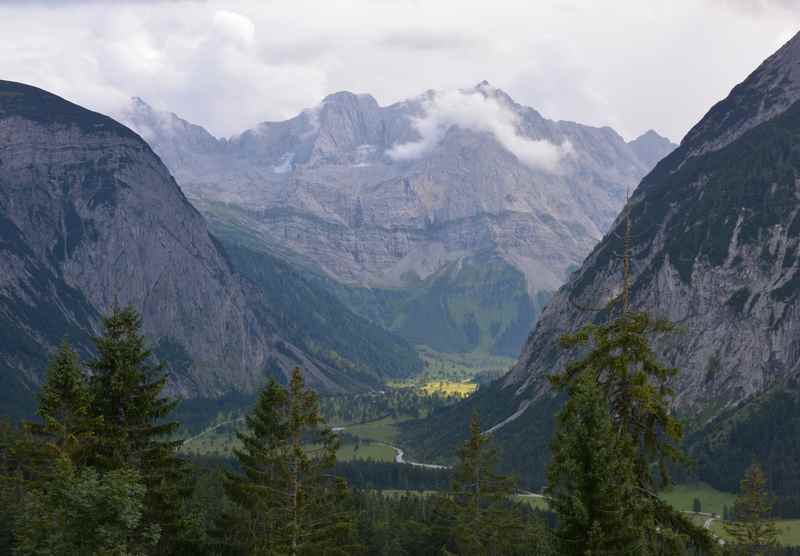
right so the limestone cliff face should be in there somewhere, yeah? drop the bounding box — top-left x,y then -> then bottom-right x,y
0,81 -> 375,413
508,31 -> 800,417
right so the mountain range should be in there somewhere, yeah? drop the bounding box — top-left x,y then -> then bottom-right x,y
120,82 -> 675,357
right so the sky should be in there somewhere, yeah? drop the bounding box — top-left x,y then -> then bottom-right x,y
1,0 -> 799,142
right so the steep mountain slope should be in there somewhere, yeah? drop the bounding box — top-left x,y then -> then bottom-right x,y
0,81 -> 420,419
403,31 -> 800,486
122,84 -> 674,356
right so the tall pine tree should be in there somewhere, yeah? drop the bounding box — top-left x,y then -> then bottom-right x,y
219,367 -> 360,555
549,201 -> 716,555
546,376 -> 643,554
31,342 -> 97,464
86,306 -> 188,554
446,413 -> 552,556
724,463 -> 780,554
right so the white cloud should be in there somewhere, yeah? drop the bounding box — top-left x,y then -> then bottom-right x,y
212,10 -> 255,46
0,1 -> 799,140
387,88 -> 571,172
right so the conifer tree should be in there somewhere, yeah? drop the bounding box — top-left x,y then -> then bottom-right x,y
219,367 -> 360,555
86,306 -> 188,554
546,376 -> 642,555
551,311 -> 683,493
549,201 -> 716,555
31,342 -> 97,464
446,413 -> 552,556
724,463 -> 780,554
13,460 -> 159,556
0,420 -> 25,554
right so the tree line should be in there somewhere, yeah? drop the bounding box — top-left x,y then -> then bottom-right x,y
0,303 -> 792,555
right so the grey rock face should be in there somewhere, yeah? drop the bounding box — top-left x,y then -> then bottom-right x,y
123,84 -> 675,326
0,81 -> 356,404
507,31 -> 800,419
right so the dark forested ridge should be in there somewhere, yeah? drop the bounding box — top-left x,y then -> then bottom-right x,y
688,377 -> 800,518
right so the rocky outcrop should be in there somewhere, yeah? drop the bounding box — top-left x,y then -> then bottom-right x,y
0,81 -> 407,417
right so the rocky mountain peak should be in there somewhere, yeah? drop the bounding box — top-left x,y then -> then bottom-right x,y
119,95 -> 222,172
0,80 -> 137,141
627,129 -> 676,169
299,92 -> 383,162
322,90 -> 377,106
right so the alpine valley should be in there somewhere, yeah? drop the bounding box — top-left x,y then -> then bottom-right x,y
0,77 -> 675,420
7,4 -> 800,555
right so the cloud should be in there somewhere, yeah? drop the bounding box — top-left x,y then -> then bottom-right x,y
387,88 -> 572,173
709,0 -> 800,15
212,10 -> 255,46
1,0 -> 799,140
2,0 -> 201,3
377,29 -> 484,51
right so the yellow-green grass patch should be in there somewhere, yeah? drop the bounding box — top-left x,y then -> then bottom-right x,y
419,381 -> 478,397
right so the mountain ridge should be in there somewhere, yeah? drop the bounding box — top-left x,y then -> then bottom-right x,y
122,85 -> 676,356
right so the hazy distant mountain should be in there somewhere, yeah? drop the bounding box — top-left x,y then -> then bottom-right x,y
123,83 -> 675,356
0,81 -> 421,418
627,129 -> 677,169
404,31 -> 800,488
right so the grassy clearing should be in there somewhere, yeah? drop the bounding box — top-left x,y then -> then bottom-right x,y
181,415 -> 409,458
336,442 -> 396,462
659,483 -> 736,516
182,433 -> 396,463
710,519 -> 800,546
419,381 -> 477,397
345,416 -> 408,444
